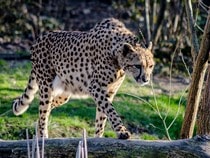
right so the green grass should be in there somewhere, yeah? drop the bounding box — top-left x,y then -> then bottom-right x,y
0,59 -> 186,140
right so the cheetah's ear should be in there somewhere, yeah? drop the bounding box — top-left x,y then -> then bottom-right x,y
148,42 -> 153,51
122,43 -> 134,57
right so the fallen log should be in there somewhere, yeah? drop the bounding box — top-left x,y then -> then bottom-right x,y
0,135 -> 210,158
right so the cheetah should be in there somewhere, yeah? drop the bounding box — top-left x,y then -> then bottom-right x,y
12,18 -> 154,139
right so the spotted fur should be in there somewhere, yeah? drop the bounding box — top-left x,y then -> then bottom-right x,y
12,18 -> 154,139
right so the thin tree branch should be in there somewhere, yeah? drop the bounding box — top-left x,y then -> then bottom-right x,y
184,0 -> 200,63
145,0 -> 151,45
152,0 -> 167,45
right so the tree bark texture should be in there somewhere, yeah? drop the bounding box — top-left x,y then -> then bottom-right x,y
180,10 -> 210,139
197,65 -> 210,135
1,136 -> 210,158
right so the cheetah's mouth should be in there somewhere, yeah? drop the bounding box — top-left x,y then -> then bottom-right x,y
134,68 -> 149,85
134,68 -> 142,83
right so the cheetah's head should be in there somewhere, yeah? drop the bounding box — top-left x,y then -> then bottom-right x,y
117,42 -> 154,85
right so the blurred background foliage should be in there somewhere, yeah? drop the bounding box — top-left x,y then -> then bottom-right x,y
0,0 -> 209,75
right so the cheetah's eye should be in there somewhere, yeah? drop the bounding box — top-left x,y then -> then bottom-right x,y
134,65 -> 141,69
149,65 -> 154,68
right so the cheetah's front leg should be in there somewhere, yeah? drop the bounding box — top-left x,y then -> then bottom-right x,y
95,110 -> 107,137
89,83 -> 131,139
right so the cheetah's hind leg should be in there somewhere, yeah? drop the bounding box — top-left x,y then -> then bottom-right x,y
37,75 -> 71,137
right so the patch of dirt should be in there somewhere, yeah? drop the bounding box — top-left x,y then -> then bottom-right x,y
153,75 -> 190,94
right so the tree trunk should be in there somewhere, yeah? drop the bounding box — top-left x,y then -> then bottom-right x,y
1,136 -> 210,158
180,9 -> 210,139
197,64 -> 210,135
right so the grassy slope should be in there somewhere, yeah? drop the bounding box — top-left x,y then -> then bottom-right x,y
0,60 -> 186,140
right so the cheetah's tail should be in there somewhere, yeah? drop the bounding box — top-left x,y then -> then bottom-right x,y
12,71 -> 38,116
